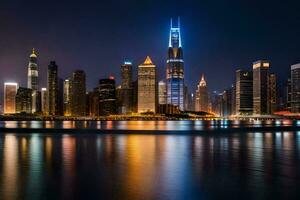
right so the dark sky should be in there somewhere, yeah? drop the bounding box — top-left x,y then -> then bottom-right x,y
1,0 -> 300,101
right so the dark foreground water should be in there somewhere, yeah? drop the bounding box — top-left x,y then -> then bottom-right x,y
0,122 -> 300,199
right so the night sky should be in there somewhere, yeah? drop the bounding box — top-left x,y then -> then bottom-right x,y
1,0 -> 300,102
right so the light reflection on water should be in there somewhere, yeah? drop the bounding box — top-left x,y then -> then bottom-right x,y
0,120 -> 299,131
0,131 -> 299,199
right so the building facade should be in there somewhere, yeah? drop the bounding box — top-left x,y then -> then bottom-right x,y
236,70 -> 253,115
70,70 -> 86,116
158,80 -> 167,105
99,77 -> 117,116
119,61 -> 134,114
47,61 -> 59,115
291,63 -> 300,113
41,88 -> 48,115
166,18 -> 184,111
269,73 -> 277,114
4,82 -> 18,114
27,49 -> 39,113
138,56 -> 157,113
63,79 -> 71,116
253,60 -> 270,115
16,87 -> 32,114
195,74 -> 209,112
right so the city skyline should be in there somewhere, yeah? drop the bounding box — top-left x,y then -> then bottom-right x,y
1,1 -> 300,100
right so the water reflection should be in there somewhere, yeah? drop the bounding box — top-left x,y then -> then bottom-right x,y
0,120 -> 298,131
0,132 -> 299,199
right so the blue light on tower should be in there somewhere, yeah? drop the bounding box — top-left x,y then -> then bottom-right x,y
166,17 -> 184,111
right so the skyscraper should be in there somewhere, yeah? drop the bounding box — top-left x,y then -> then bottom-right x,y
138,56 -> 157,113
63,79 -> 71,116
269,73 -> 277,114
253,60 -> 270,115
166,17 -> 184,111
4,82 -> 18,114
27,49 -> 39,113
41,88 -> 48,115
285,78 -> 292,111
27,48 -> 39,90
70,70 -> 86,116
222,88 -> 234,117
121,61 -> 133,89
99,77 -> 117,116
158,80 -> 167,105
236,70 -> 253,115
119,61 -> 134,113
195,74 -> 209,112
16,87 -> 32,114
87,89 -> 99,117
47,61 -> 59,115
291,63 -> 300,113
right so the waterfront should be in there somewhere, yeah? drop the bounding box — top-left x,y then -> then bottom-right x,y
0,121 -> 300,199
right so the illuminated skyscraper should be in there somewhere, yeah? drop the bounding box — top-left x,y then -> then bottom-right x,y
291,63 -> 300,113
41,88 -> 48,115
99,77 -> 117,115
166,17 -> 184,111
195,74 -> 209,112
119,61 -> 134,113
63,79 -> 71,116
158,80 -> 167,105
236,70 -> 253,115
27,49 -> 39,113
138,56 -> 157,113
27,48 -> 39,90
4,82 -> 18,114
253,60 -> 270,115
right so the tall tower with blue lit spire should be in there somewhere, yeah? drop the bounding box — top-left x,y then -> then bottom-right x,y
166,17 -> 184,110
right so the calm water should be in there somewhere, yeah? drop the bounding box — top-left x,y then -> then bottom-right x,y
0,122 -> 300,199
0,119 -> 299,130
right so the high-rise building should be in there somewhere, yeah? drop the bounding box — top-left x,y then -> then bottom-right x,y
121,61 -> 133,89
57,78 -> 64,116
195,74 -> 209,112
158,80 -> 167,105
41,88 -> 48,115
4,82 -> 18,114
27,48 -> 39,90
87,89 -> 99,117
27,49 -> 39,113
269,73 -> 277,114
63,79 -> 71,116
222,88 -> 233,117
285,78 -> 292,111
99,77 -> 117,116
132,80 -> 138,113
70,70 -> 86,116
119,61 -> 134,114
236,70 -> 253,115
166,18 -> 184,111
253,60 -> 270,115
16,87 -> 32,114
211,92 -> 223,116
291,63 -> 300,113
47,61 -> 59,115
138,56 -> 157,113
231,84 -> 236,115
